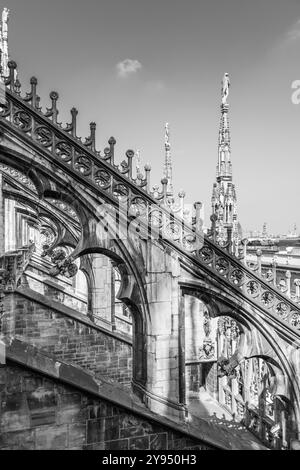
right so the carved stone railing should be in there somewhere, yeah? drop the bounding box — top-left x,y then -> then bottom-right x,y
0,61 -> 300,333
195,242 -> 300,330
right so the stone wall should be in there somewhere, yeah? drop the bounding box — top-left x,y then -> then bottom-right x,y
0,363 -> 214,450
185,362 -> 218,400
2,292 -> 132,386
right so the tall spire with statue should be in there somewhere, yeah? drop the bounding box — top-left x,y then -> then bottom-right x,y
0,7 -> 10,77
211,73 -> 238,247
163,122 -> 174,198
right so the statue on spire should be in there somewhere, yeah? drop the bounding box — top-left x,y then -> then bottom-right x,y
221,73 -> 230,105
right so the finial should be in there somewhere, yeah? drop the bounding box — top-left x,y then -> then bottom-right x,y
45,91 -> 59,124
7,60 -> 16,89
103,137 -> 116,164
126,149 -> 134,179
65,107 -> 78,137
30,76 -> 38,108
108,136 -> 116,146
86,122 -> 96,151
144,163 -> 151,191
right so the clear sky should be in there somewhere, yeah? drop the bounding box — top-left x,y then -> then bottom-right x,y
3,0 -> 300,234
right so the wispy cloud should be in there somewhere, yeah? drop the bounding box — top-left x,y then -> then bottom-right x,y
116,59 -> 142,78
286,18 -> 300,42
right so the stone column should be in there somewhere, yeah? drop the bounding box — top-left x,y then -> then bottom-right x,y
143,241 -> 185,419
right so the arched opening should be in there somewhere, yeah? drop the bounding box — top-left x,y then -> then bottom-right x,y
69,247 -> 147,390
182,289 -> 291,449
184,293 -> 221,417
113,266 -> 133,336
218,321 -> 290,450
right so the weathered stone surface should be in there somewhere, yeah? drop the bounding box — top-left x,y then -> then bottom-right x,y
0,363 -> 216,450
2,292 -> 132,386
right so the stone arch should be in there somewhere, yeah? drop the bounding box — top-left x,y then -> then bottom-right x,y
72,245 -> 147,389
42,189 -> 150,390
180,283 -> 300,444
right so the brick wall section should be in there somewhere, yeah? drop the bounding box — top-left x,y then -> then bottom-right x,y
0,364 -> 214,450
2,293 -> 132,386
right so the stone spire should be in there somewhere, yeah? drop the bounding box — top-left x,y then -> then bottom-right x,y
211,73 -> 238,246
0,8 -> 10,77
163,122 -> 173,198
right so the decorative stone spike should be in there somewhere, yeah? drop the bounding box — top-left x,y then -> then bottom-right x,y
89,122 -> 96,152
108,137 -> 116,163
126,150 -> 134,179
144,163 -> 151,192
30,76 -> 38,108
66,107 -> 78,137
7,60 -> 16,90
46,91 -> 59,124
